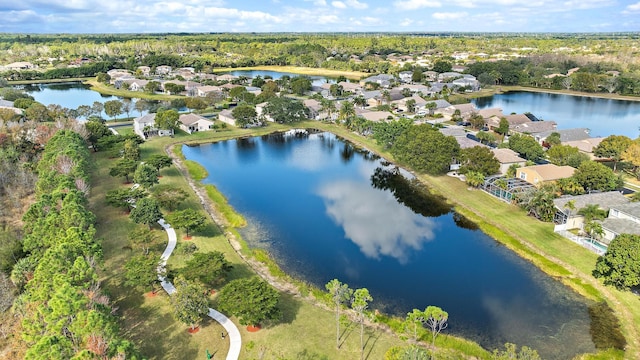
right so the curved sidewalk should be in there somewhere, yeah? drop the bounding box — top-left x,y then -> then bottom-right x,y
157,218 -> 242,360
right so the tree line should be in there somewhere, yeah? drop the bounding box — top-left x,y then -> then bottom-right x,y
8,130 -> 140,359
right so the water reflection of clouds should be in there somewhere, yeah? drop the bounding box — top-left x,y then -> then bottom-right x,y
317,179 -> 437,264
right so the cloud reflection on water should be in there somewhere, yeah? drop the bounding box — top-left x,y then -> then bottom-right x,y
317,179 -> 437,264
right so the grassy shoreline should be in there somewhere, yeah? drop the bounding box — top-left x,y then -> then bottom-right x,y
84,78 -> 181,100
488,85 -> 640,102
8,77 -> 93,85
211,65 -> 368,80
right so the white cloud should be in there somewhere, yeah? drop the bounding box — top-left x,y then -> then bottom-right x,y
345,0 -> 368,9
623,1 -> 640,13
400,18 -> 413,26
332,1 -> 347,8
199,7 -> 283,23
317,179 -> 437,264
318,14 -> 340,23
393,0 -> 442,10
432,11 -> 468,20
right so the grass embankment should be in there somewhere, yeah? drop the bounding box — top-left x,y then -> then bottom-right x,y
212,65 -> 368,80
493,85 -> 640,102
8,77 -> 93,85
94,126 -> 465,360
84,78 -> 181,100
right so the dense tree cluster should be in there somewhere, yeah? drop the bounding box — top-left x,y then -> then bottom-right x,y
391,124 -> 460,175
12,130 -> 139,359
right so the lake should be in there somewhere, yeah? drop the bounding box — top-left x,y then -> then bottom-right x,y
472,91 -> 640,138
182,130 -> 595,359
17,82 -> 146,119
221,70 -> 336,87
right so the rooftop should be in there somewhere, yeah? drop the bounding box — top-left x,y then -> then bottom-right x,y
553,191 -> 629,213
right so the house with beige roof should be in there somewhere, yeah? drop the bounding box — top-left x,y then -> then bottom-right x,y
356,109 -> 394,122
564,137 -> 605,159
218,109 -> 236,126
516,164 -> 576,185
491,148 -> 527,175
195,85 -> 223,98
179,113 -> 214,134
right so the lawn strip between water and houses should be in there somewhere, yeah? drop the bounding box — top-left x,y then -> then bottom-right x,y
93,124 -> 482,359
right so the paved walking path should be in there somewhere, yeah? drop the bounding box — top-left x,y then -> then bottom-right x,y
156,217 -> 242,359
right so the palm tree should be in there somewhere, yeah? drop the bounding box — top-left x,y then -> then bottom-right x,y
353,95 -> 366,109
320,98 -> 336,121
339,101 -> 356,123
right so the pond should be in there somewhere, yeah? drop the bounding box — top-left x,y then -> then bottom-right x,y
221,70 -> 336,87
472,91 -> 640,138
17,82 -> 146,119
182,130 -> 595,359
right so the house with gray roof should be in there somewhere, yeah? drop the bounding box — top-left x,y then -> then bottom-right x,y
133,113 -> 173,139
359,74 -> 396,87
600,203 -> 640,244
511,120 -> 557,135
535,128 -> 591,144
552,191 -> 629,231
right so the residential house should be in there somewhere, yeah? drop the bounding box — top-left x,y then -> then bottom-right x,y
516,164 -> 576,186
216,74 -> 239,82
359,74 -> 396,88
437,72 -> 463,82
245,86 -> 262,96
491,148 -> 527,175
564,137 -> 605,159
218,109 -> 236,126
511,120 -> 557,135
439,127 -> 487,150
255,102 -> 274,122
3,61 -> 35,70
395,84 -> 432,95
155,65 -> 172,75
179,113 -> 214,134
553,191 -> 629,231
534,128 -> 591,144
133,113 -> 174,139
392,94 -> 428,113
424,71 -> 438,82
127,79 -> 150,92
0,99 -> 22,116
367,90 -> 405,107
398,71 -> 413,83
303,99 -> 322,120
355,108 -> 394,122
195,85 -> 223,98
600,203 -> 640,244
452,76 -> 480,91
479,108 -> 505,128
137,66 -> 151,76
436,103 -> 477,120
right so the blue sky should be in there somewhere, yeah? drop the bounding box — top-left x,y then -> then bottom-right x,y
1,0 -> 639,33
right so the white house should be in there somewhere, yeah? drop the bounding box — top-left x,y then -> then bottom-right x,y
133,113 -> 173,139
218,109 -> 236,126
600,203 -> 640,244
179,113 -> 214,134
